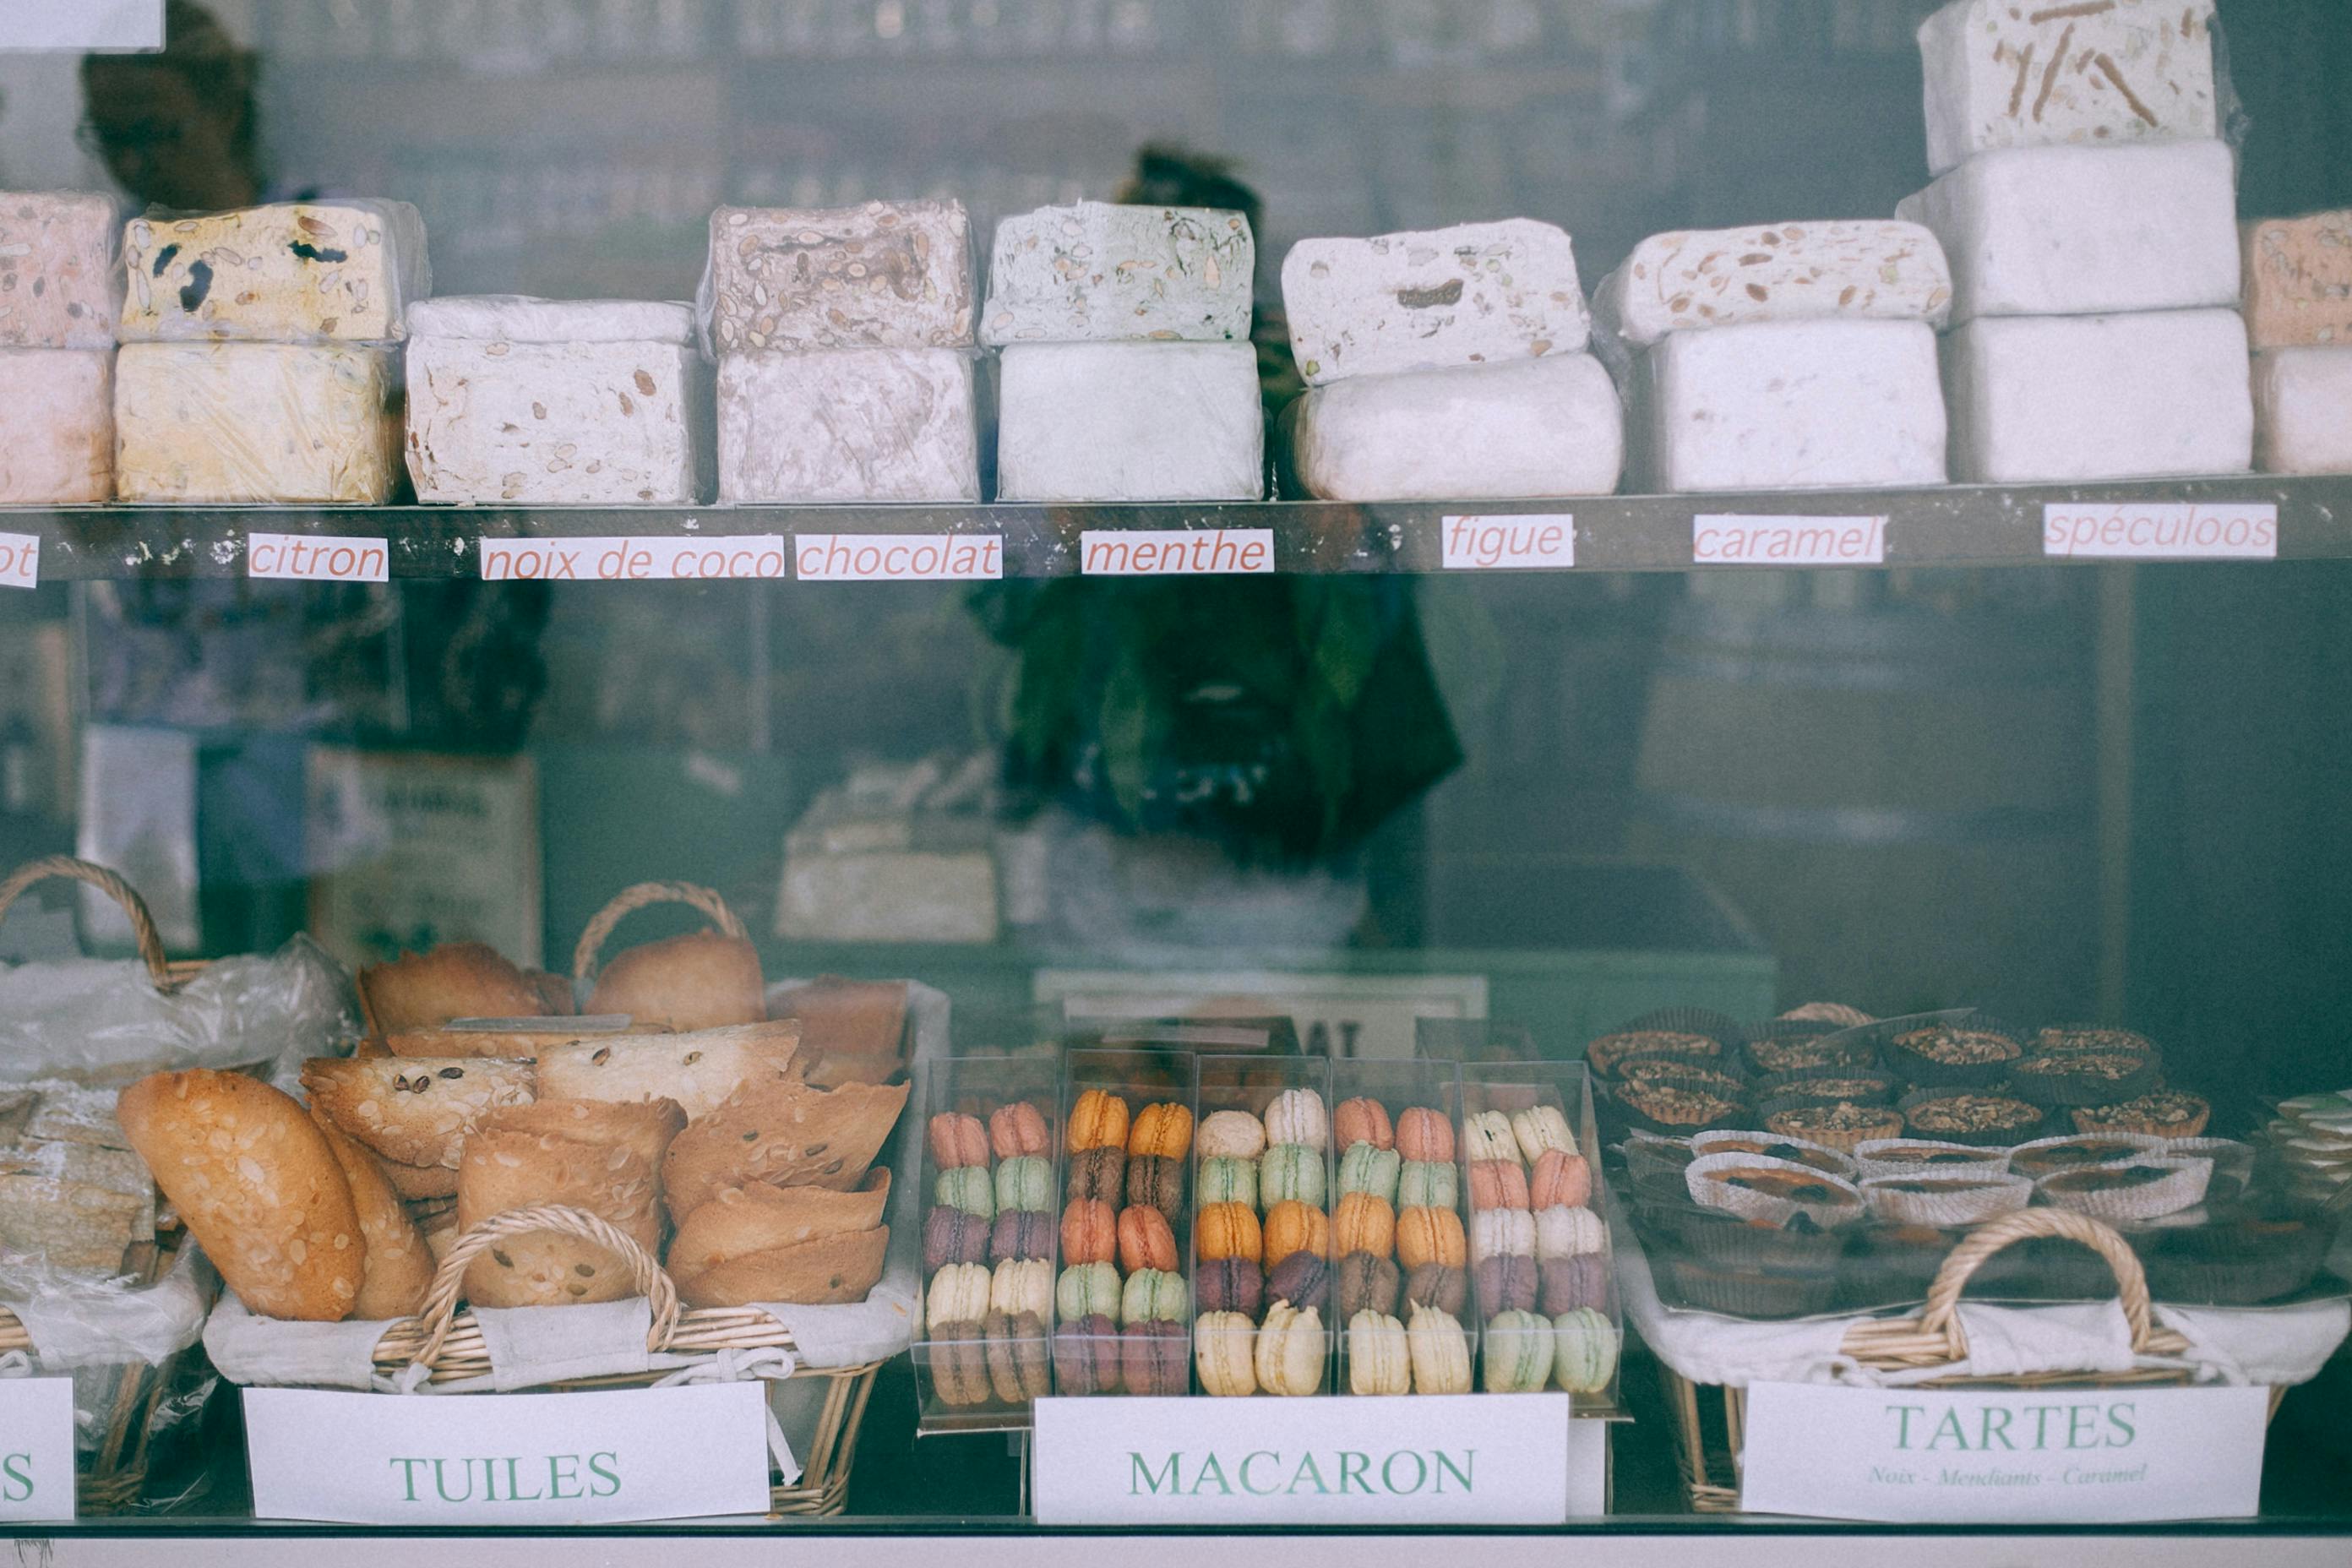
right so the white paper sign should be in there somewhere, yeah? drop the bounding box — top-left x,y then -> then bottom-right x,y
1032,1394 -> 1574,1526
248,532 -> 390,583
794,532 -> 1004,581
1080,529 -> 1273,575
1695,514 -> 1886,566
2042,502 -> 2278,560
242,1384 -> 772,1525
1441,514 -> 1576,570
0,1 -> 162,48
1739,1382 -> 2269,1523
0,531 -> 38,590
0,1378 -> 76,1522
478,536 -> 789,581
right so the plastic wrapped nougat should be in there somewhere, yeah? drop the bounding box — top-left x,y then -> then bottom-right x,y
121,201 -> 429,343
116,341 -> 404,504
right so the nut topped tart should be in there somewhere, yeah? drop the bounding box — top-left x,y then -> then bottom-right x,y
1757,1070 -> 1897,1108
1886,1022 -> 2023,1086
2034,1026 -> 2160,1060
1614,1058 -> 1745,1093
2008,1050 -> 2164,1108
1587,1029 -> 1725,1077
1762,1101 -> 1904,1154
1898,1089 -> 2044,1146
1743,1030 -> 1869,1078
2072,1092 -> 2210,1138
1611,1075 -> 1745,1135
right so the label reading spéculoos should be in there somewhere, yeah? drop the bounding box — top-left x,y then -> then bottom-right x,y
2042,502 -> 2278,560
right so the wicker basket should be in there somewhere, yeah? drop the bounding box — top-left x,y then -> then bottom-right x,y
571,878 -> 752,988
367,1204 -> 879,1516
1657,1206 -> 2289,1513
0,855 -> 210,1512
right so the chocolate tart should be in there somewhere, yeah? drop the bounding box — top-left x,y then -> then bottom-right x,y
1899,1088 -> 2045,1147
1761,1100 -> 1907,1154
1673,1206 -> 1844,1273
1668,1258 -> 1838,1320
1852,1138 -> 2013,1181
2072,1091 -> 2212,1140
1690,1130 -> 1857,1176
2008,1133 -> 2166,1179
2035,1157 -> 2212,1222
1686,1152 -> 1865,1229
2009,1051 -> 2164,1109
1859,1172 -> 2032,1227
1884,1022 -> 2024,1088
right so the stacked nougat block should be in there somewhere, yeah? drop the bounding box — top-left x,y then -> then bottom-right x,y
406,296 -> 708,504
1900,0 -> 2251,482
985,200 -> 1262,502
2243,212 -> 2352,475
114,201 -> 427,503
0,193 -> 120,504
1593,220 -> 1952,492
705,199 -> 980,503
1282,220 -> 1622,500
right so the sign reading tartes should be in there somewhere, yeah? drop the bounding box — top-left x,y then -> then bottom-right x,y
0,1378 -> 76,1522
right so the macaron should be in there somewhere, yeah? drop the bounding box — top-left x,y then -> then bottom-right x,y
1060,1198 -> 1118,1266
1121,1267 -> 1190,1326
983,1309 -> 1052,1403
1462,1111 -> 1521,1166
1197,1155 -> 1259,1209
1534,1204 -> 1607,1260
1403,1261 -> 1468,1318
1260,1143 -> 1327,1207
1347,1309 -> 1411,1396
1483,1308 -> 1556,1393
1129,1102 -> 1194,1160
1056,1260 -> 1122,1322
990,1258 -> 1053,1320
1068,1088 -> 1130,1152
1396,1206 -> 1467,1271
1255,1301 -> 1327,1396
1266,1250 -> 1331,1314
1475,1253 -> 1539,1314
1263,1200 -> 1331,1266
1065,1145 -> 1127,1204
928,1112 -> 988,1170
1118,1205 -> 1179,1273
1195,1256 -> 1265,1319
1407,1304 -> 1473,1394
926,1262 -> 991,1330
1265,1089 -> 1331,1152
1468,1159 -> 1532,1213
928,1320 -> 990,1407
1053,1314 -> 1120,1395
1332,1191 -> 1396,1259
1554,1307 -> 1619,1394
1511,1105 -> 1578,1164
1470,1207 -> 1537,1264
923,1205 -> 989,1271
1334,1097 -> 1395,1152
1121,1320 -> 1190,1396
1530,1148 -> 1592,1210
1197,1109 -> 1267,1162
1396,1107 -> 1455,1164
1339,1142 -> 1402,1205
989,1208 -> 1052,1263
1126,1153 -> 1186,1219
994,1155 -> 1054,1215
1539,1253 -> 1611,1315
988,1101 -> 1050,1161
1336,1250 -> 1402,1319
1396,1159 -> 1458,1211
1195,1311 -> 1259,1396
936,1166 -> 995,1220
1195,1202 -> 1262,1264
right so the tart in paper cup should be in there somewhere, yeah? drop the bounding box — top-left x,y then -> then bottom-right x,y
1881,1017 -> 2026,1088
1690,1130 -> 1856,1178
1674,1206 -> 1844,1273
2162,1137 -> 2256,1197
2006,1131 -> 2168,1180
1757,1097 -> 1906,1154
1860,1172 -> 2033,1227
2071,1091 -> 2209,1139
1853,1138 -> 2015,1183
1622,1131 -> 1696,1186
2008,1050 -> 2164,1109
1609,1073 -> 1750,1138
1685,1152 -> 1865,1230
1752,1068 -> 1898,1108
1666,1259 -> 1838,1320
2034,1156 -> 2213,1222
1898,1087 -> 2047,1147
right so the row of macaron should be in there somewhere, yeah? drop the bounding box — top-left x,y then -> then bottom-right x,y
1188,1303 -> 1620,1397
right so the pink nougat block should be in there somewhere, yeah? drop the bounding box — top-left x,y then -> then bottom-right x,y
0,348 -> 112,503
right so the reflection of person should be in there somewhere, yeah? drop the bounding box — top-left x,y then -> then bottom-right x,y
1117,144 -> 1304,412
79,0 -> 262,211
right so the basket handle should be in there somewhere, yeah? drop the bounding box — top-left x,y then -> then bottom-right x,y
0,855 -> 177,992
570,881 -> 748,985
406,1203 -> 683,1370
1917,1206 -> 2159,1357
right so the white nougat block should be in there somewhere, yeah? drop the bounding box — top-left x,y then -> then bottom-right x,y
122,200 -> 429,343
2254,347 -> 2352,476
1638,319 -> 1946,493
1596,220 -> 1952,347
982,200 -> 1254,346
406,297 -> 705,505
0,348 -> 112,503
1286,355 -> 1623,501
0,191 -> 120,348
716,348 -> 978,504
1943,309 -> 2252,483
996,341 -> 1262,503
115,341 -> 404,504
1897,139 -> 2239,324
1282,219 -> 1590,385
1918,0 -> 2217,177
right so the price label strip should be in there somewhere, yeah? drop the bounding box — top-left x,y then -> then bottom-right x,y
1080,529 -> 1274,575
795,533 -> 1003,580
0,1377 -> 76,1522
0,531 -> 39,591
1441,514 -> 1576,570
479,536 -> 790,581
1694,514 -> 1886,566
248,532 -> 390,583
2043,502 -> 2278,560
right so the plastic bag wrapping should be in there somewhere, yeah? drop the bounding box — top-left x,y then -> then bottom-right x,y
112,340 -> 406,504
120,199 -> 430,344
4,1243 -> 212,1457
0,189 -> 123,350
0,934 -> 359,1087
695,199 -> 978,362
